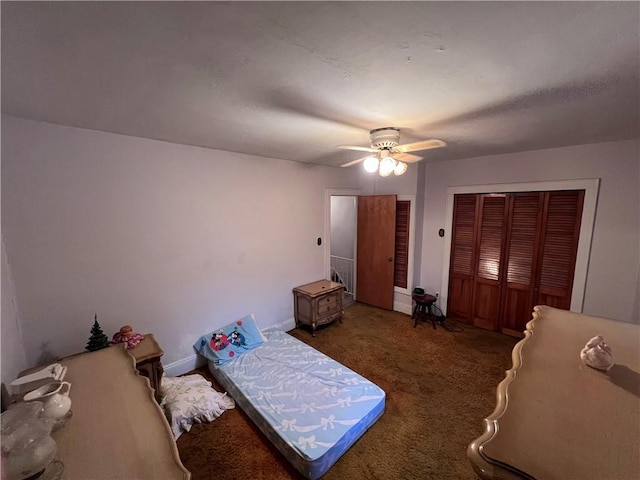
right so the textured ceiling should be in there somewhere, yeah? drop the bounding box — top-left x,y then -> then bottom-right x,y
2,2 -> 639,167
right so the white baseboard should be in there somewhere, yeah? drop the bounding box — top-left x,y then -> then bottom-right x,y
163,354 -> 205,377
393,302 -> 412,315
272,317 -> 296,332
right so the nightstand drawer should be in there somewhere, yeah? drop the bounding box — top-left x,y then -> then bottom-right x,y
316,292 -> 339,315
317,303 -> 338,316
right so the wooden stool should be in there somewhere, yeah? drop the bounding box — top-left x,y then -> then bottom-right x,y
412,293 -> 438,328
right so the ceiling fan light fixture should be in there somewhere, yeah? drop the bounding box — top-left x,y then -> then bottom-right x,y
363,156 -> 379,173
341,127 -> 445,175
378,157 -> 396,177
393,161 -> 407,176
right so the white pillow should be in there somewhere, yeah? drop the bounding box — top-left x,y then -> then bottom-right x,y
160,374 -> 235,439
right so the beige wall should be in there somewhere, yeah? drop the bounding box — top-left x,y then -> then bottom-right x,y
1,115 -> 360,370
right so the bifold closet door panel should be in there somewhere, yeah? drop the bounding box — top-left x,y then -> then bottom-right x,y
534,191 -> 584,309
447,194 -> 478,323
499,193 -> 544,336
472,195 -> 508,331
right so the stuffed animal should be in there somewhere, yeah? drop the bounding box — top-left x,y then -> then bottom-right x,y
112,325 -> 145,350
580,335 -> 614,371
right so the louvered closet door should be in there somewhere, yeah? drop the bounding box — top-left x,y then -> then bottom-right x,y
471,195 -> 508,330
499,193 -> 544,336
534,191 -> 584,309
447,190 -> 584,336
447,194 -> 478,323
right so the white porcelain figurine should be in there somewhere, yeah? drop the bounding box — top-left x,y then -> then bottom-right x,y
23,381 -> 72,420
580,335 -> 614,371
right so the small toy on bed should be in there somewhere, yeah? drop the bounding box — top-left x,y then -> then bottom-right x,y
580,335 -> 614,371
112,325 -> 145,350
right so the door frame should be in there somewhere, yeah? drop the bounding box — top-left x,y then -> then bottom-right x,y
325,189 -> 416,312
440,179 -> 599,315
325,188 -> 361,297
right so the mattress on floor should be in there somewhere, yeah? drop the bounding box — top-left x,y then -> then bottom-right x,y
208,328 -> 386,480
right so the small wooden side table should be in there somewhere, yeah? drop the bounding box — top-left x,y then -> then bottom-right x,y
293,280 -> 344,336
129,334 -> 164,403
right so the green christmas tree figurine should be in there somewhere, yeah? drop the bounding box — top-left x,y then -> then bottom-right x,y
86,314 -> 110,352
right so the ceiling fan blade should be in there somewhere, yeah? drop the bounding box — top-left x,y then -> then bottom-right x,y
340,156 -> 370,168
396,139 -> 447,153
392,152 -> 423,163
337,145 -> 378,153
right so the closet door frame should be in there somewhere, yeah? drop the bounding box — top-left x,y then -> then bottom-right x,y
440,179 -> 599,316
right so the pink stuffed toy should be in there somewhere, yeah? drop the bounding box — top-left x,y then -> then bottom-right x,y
112,325 -> 145,350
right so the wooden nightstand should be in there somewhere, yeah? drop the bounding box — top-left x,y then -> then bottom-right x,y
129,334 -> 164,403
293,280 -> 344,336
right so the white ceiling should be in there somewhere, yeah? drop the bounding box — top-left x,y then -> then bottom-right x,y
2,2 -> 639,167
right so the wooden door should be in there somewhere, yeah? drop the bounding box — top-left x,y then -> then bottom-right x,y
471,195 -> 508,330
447,194 -> 478,323
447,190 -> 583,337
534,191 -> 584,309
499,193 -> 544,336
356,195 -> 396,310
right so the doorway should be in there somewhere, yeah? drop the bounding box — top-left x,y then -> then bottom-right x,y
330,195 -> 357,306
327,191 -> 417,313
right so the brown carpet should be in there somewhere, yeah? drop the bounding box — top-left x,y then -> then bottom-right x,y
176,302 -> 518,480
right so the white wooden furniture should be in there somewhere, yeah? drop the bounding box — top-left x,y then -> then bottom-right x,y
293,280 -> 344,336
468,305 -> 640,480
53,344 -> 190,479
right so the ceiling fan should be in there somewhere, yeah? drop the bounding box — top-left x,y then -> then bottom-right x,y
339,127 -> 446,176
